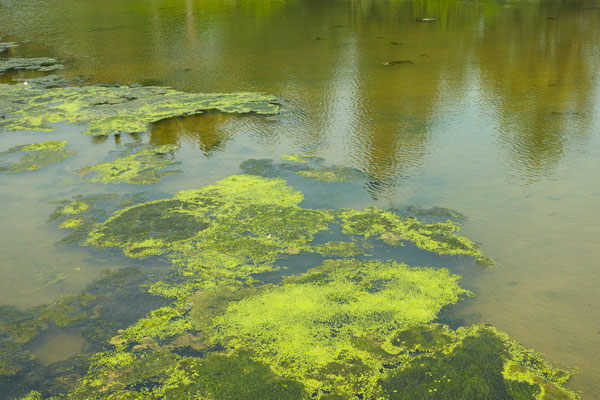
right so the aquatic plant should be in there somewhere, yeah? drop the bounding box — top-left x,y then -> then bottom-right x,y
23,173 -> 576,399
48,193 -> 147,245
377,324 -> 579,400
280,154 -> 323,164
296,166 -> 366,183
0,42 -> 17,53
0,141 -> 76,173
339,206 -> 495,266
0,57 -> 64,74
77,144 -> 181,184
0,84 -> 280,135
0,57 -> 63,74
209,259 -> 469,396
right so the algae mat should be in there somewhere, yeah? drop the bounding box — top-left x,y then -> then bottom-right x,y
4,174 -> 577,400
0,84 -> 280,136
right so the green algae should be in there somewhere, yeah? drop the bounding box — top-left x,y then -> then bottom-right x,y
0,42 -> 17,53
280,154 -> 323,164
0,84 -> 280,136
405,205 -> 465,221
48,193 -> 148,246
0,140 -> 76,173
296,165 -> 366,183
77,144 -> 181,184
87,175 -> 312,264
65,350 -> 307,400
14,173 -> 577,399
378,324 -> 578,400
0,57 -> 64,74
339,206 -> 495,266
208,259 -> 469,396
0,339 -> 32,376
245,155 -> 367,183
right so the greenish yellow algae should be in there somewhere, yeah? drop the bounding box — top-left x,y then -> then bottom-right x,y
64,350 -> 307,400
48,193 -> 147,246
77,144 -> 180,184
0,84 -> 280,135
280,154 -> 323,164
58,218 -> 83,229
0,140 -> 75,173
87,175 -> 315,262
0,57 -> 64,74
296,165 -> 366,183
208,259 -> 469,397
311,241 -> 364,258
17,174 -> 574,399
339,206 -> 495,266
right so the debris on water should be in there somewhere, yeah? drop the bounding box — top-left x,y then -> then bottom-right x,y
382,60 -> 414,65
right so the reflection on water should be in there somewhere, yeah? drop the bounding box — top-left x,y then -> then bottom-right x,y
150,113 -> 254,155
1,0 -> 600,397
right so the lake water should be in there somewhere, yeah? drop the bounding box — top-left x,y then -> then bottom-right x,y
0,0 -> 599,398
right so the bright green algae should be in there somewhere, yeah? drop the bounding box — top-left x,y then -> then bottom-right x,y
9,173 -> 577,399
77,144 -> 180,184
0,84 -> 280,136
0,58 -> 64,74
0,141 -> 75,173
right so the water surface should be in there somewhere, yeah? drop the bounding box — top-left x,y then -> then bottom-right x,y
1,0 -> 599,397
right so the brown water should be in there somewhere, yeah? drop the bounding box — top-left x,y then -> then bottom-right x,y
1,0 -> 599,397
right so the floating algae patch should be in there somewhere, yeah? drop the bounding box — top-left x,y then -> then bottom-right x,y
0,42 -> 17,53
77,143 -> 181,184
48,193 -> 147,245
280,154 -> 323,164
60,349 -> 307,400
0,141 -> 75,173
207,259 -> 469,397
378,324 -> 578,400
16,173 -> 578,399
244,155 -> 367,183
296,165 -> 366,183
339,206 -> 495,267
0,57 -> 64,74
0,84 -> 280,135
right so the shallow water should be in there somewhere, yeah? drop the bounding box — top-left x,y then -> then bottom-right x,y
1,0 -> 599,398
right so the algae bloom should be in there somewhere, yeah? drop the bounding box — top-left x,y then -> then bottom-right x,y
0,141 -> 76,173
0,84 -> 280,136
77,143 -> 181,184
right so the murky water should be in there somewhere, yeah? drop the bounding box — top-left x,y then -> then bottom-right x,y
1,0 -> 599,398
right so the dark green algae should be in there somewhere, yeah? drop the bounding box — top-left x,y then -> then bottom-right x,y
16,173 -> 578,400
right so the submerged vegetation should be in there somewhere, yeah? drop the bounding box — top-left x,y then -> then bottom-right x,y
0,42 -> 17,53
77,143 -> 180,184
0,58 -> 64,74
0,84 -> 280,136
0,141 -> 75,173
0,46 -> 577,398
16,173 -> 572,399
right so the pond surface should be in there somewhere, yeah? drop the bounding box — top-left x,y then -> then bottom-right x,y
0,0 -> 599,398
